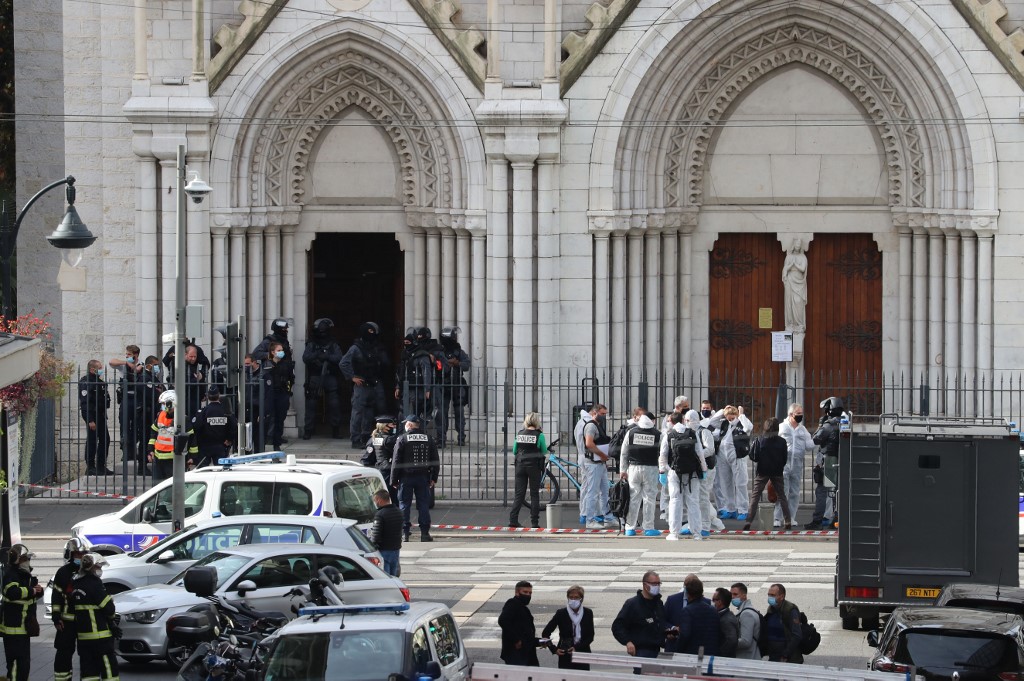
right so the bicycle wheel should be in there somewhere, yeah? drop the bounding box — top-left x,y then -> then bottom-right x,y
523,469 -> 560,510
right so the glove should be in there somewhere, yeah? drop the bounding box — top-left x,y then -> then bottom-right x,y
699,470 -> 706,480
659,473 -> 668,486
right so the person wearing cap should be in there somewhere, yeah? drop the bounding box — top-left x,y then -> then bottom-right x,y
71,553 -> 119,681
391,414 -> 441,542
1,544 -> 43,681
189,384 -> 237,468
362,415 -> 400,504
302,317 -> 345,440
52,538 -> 86,681
341,321 -> 391,449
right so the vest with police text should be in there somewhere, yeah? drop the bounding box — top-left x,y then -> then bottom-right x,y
515,428 -> 544,464
622,426 -> 660,466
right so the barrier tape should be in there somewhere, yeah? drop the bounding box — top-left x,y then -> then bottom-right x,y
18,483 -> 136,501
430,524 -> 837,537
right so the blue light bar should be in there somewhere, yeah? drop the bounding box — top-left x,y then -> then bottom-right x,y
217,451 -> 287,466
298,603 -> 410,617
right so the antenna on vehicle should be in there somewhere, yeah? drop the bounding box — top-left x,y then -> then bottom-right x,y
997,568 -> 1003,600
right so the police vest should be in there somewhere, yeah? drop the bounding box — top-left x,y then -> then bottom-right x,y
515,429 -> 544,464
400,432 -> 435,471
622,427 -> 660,466
154,411 -> 175,459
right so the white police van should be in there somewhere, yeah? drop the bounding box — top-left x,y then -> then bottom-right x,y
71,452 -> 388,554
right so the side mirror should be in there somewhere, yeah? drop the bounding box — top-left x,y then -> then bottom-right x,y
236,580 -> 257,596
155,550 -> 175,564
866,630 -> 879,648
423,661 -> 442,679
142,507 -> 154,523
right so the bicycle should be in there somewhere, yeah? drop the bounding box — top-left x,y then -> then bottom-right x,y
521,439 -> 614,511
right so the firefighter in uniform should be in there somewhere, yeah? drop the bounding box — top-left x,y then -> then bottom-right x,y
52,538 -> 86,681
390,414 -> 441,543
1,544 -> 43,681
148,389 -> 197,481
71,553 -> 119,681
361,415 -> 399,503
189,385 -> 237,468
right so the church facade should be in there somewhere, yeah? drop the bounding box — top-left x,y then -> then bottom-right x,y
12,0 -> 1024,412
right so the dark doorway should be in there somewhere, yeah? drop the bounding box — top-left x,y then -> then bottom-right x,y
308,233 -> 404,434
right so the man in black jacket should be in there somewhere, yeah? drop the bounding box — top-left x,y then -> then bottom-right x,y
674,576 -> 720,655
79,360 -> 112,476
762,583 -> 804,663
369,490 -> 404,577
612,570 -> 674,661
498,581 -> 542,666
51,538 -> 85,681
391,415 -> 440,542
302,317 -> 345,440
189,385 -> 237,468
341,321 -> 390,448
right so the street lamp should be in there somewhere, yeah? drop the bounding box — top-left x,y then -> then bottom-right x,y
172,145 -> 211,532
0,176 -> 97,319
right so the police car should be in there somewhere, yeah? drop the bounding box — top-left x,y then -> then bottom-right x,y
70,452 -> 388,554
260,602 -> 469,681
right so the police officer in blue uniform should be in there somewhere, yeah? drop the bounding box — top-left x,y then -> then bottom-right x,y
390,415 -> 440,543
302,318 -> 345,440
79,360 -> 112,476
189,385 -> 238,468
436,326 -> 471,448
341,321 -> 390,449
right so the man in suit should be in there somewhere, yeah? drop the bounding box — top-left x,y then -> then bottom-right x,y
498,581 -> 542,666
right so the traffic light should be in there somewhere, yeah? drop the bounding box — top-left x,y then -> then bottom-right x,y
214,320 -> 243,389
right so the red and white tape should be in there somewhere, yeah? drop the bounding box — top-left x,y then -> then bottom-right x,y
430,524 -> 836,537
17,483 -> 136,501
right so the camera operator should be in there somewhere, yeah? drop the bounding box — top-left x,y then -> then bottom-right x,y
811,397 -> 844,530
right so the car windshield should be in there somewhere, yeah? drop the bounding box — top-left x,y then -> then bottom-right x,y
898,630 -> 1018,671
166,552 -> 250,586
135,524 -> 198,558
263,631 -> 408,681
346,525 -> 376,553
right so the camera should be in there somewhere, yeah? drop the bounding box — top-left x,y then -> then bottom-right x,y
184,174 -> 212,204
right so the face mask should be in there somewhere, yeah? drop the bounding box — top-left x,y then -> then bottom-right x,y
518,594 -> 531,606
164,405 -> 173,413
151,366 -> 161,376
731,598 -> 742,608
274,350 -> 285,359
72,558 -> 81,567
567,599 -> 582,610
701,409 -> 712,418
596,415 -> 606,427
794,414 -> 804,424
95,369 -> 104,377
767,596 -> 777,607
648,585 -> 660,597
126,356 -> 135,363
94,568 -> 103,579
19,561 -> 31,572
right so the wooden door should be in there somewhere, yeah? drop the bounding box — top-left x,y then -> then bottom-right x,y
708,233 -> 786,424
803,234 -> 883,420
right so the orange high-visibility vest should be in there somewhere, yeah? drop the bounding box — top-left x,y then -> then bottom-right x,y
153,411 -> 175,459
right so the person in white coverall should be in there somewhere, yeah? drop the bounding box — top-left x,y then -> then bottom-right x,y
575,404 -> 610,528
776,402 -> 815,528
659,410 -> 713,541
708,405 -> 754,520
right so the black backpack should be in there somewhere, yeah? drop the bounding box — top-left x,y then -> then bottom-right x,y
732,426 -> 751,459
609,478 -> 630,520
799,611 -> 821,655
669,430 -> 701,475
698,427 -> 717,470
607,424 -> 631,466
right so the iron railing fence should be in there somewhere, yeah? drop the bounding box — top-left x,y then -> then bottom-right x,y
32,368 -> 1024,505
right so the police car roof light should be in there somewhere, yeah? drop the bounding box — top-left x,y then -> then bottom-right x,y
297,603 -> 410,617
217,451 -> 288,466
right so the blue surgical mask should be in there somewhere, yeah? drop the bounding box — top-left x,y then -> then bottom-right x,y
274,350 -> 285,359
731,598 -> 741,608
72,558 -> 81,566
567,599 -> 582,610
767,596 -> 777,607
96,369 -> 104,377
151,366 -> 161,376
126,356 -> 135,363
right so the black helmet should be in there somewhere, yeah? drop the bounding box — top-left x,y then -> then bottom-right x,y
440,326 -> 460,346
403,327 -> 416,346
415,326 -> 432,342
313,318 -> 334,335
64,538 -> 87,561
8,544 -> 33,566
358,322 -> 380,342
271,318 -> 289,334
819,396 -> 845,417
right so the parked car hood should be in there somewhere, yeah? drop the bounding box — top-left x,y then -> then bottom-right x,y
113,584 -> 204,613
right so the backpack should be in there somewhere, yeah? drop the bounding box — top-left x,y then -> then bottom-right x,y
698,427 -> 717,470
607,423 -> 630,464
609,478 -> 630,520
406,349 -> 435,387
730,424 -> 751,459
669,430 -> 701,475
798,611 -> 821,655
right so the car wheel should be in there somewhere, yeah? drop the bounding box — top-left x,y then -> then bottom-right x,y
166,644 -> 195,670
841,615 -> 860,631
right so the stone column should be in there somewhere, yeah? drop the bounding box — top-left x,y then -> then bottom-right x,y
627,232 -> 643,376
610,233 -> 626,379
536,158 -> 559,369
511,160 -> 536,370
427,231 -> 442,332
644,229 -> 660,382
187,158 -> 212,341
442,229 -> 456,328
282,225 -> 296,323
229,225 -> 245,321
928,230 -> 944,381
977,233 -> 994,414
486,158 -> 509,371
486,0 -> 500,82
192,0 -> 205,80
134,0 -> 147,79
593,232 -> 610,371
470,229 -> 487,368
543,0 -> 558,83
661,230 -> 678,384
247,229 -> 263,343
159,160 -> 178,339
912,230 -> 928,384
679,232 -> 693,370
456,231 -> 471,336
960,232 -> 977,416
137,157 -> 159,352
211,225 -> 227,327
898,228 -> 912,408
413,230 -> 426,323
264,226 -> 281,318
943,231 -> 960,411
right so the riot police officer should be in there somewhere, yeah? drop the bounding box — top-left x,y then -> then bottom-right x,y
79,359 -> 112,476
396,327 -> 438,425
1,544 -> 43,681
341,321 -> 391,449
189,385 -> 238,468
252,318 -> 292,362
361,415 -> 399,504
302,318 -> 345,440
52,538 -> 86,681
436,326 -> 471,448
71,553 -> 119,681
812,396 -> 844,530
391,415 -> 441,542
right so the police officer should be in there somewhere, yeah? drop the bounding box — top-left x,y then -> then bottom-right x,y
71,553 -> 119,681
396,327 -> 437,424
243,353 -> 263,452
341,321 -> 390,448
263,341 -> 294,449
252,318 -> 292,362
52,538 -> 85,681
302,318 -> 345,440
391,414 -> 440,543
436,326 -> 470,448
1,544 -> 43,681
362,416 -> 400,504
812,396 -> 844,530
109,344 -> 145,467
79,359 -> 112,476
509,412 -> 549,529
189,385 -> 237,468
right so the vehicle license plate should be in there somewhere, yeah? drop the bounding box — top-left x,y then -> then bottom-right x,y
905,587 -> 940,598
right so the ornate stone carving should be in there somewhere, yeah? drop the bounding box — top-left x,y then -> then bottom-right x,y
252,52 -> 453,212
951,0 -> 1024,92
828,248 -> 882,280
827,321 -> 882,352
665,24 -> 925,210
710,319 -> 761,349
210,0 -> 288,92
783,243 -> 808,333
710,247 -> 765,279
561,0 -> 642,96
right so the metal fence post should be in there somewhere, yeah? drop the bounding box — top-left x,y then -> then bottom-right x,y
638,380 -> 649,411
919,382 -> 930,416
502,378 -> 510,507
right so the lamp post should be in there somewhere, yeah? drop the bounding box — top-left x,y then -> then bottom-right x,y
0,175 -> 97,319
172,145 -> 211,532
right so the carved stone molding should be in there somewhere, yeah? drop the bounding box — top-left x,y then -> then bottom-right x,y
951,0 -> 1024,92
665,24 -> 925,210
561,0 -> 641,96
252,52 -> 453,212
